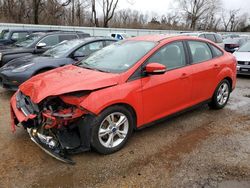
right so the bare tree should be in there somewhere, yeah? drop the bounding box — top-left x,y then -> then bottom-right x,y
91,0 -> 98,26
32,0 -> 44,24
178,0 -> 221,30
222,9 -> 240,31
101,0 -> 119,27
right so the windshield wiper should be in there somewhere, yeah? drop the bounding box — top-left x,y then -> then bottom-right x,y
77,64 -> 110,73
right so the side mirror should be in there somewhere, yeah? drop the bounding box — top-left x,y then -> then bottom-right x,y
145,62 -> 166,75
36,42 -> 47,49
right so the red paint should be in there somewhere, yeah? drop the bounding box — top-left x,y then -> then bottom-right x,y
145,63 -> 166,73
10,35 -> 237,129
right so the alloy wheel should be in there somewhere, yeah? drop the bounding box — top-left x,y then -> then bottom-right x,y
98,112 -> 129,148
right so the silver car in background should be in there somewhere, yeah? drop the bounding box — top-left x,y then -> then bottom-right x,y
233,41 -> 250,75
181,32 -> 225,49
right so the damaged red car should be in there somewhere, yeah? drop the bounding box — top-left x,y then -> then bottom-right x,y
10,35 -> 237,164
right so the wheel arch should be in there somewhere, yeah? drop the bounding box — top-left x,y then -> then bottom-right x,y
223,76 -> 233,92
216,67 -> 235,92
99,102 -> 138,130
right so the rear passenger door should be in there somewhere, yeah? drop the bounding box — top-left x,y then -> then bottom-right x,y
187,40 -> 220,104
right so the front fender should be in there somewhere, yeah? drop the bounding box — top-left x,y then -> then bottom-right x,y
79,82 -> 143,126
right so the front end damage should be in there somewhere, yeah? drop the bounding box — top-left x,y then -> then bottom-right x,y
11,91 -> 95,164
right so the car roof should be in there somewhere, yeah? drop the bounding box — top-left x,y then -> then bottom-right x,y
128,34 -> 177,42
128,34 -> 211,42
67,37 -> 117,43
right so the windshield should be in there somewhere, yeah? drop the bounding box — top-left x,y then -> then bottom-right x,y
76,40 -> 157,73
15,34 -> 41,47
43,40 -> 83,58
238,42 -> 250,52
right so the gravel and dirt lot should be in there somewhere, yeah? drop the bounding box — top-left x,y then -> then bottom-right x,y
0,77 -> 249,188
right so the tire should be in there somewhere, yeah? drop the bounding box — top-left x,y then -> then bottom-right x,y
209,79 -> 231,109
91,105 -> 134,154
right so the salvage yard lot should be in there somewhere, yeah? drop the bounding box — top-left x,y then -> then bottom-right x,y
0,77 -> 250,187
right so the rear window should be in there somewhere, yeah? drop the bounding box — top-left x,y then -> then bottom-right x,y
59,34 -> 78,41
78,33 -> 90,38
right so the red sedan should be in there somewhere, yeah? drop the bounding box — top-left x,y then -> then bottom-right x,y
10,35 -> 237,163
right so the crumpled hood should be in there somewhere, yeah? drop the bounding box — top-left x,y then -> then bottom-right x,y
19,65 -> 119,103
233,51 -> 250,62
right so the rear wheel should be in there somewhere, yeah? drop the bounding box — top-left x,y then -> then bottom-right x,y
209,79 -> 230,109
91,106 -> 134,154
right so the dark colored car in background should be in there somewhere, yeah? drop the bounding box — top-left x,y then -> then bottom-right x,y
0,31 -> 90,67
0,37 -> 116,90
0,29 -> 59,46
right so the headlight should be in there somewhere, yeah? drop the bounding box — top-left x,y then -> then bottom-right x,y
0,53 -> 2,61
12,63 -> 34,73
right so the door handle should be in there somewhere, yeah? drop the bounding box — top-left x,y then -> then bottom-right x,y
180,73 -> 189,79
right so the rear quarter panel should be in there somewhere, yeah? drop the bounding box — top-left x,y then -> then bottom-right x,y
215,52 -> 237,91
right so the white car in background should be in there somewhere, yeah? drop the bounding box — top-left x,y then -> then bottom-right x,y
233,41 -> 250,75
181,32 -> 225,49
110,33 -> 131,40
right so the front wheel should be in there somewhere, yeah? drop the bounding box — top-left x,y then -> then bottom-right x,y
91,106 -> 134,154
209,79 -> 230,109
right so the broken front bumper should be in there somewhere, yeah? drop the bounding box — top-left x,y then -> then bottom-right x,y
10,92 -> 94,164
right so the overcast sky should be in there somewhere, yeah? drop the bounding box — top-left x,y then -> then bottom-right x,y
117,0 -> 250,15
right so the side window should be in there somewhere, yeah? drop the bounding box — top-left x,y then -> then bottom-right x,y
214,34 -> 223,43
188,41 -> 213,64
205,34 -> 216,43
111,34 -> 116,38
74,41 -> 104,57
210,44 -> 223,57
39,35 -> 59,47
59,34 -> 78,41
147,42 -> 186,70
11,32 -> 28,41
117,34 -> 123,40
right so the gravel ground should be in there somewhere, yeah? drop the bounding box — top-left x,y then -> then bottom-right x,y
0,77 -> 249,188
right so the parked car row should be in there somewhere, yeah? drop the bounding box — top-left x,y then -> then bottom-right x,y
182,32 -> 250,53
0,29 -> 119,90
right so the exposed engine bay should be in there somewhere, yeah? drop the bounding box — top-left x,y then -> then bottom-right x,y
14,91 -> 94,164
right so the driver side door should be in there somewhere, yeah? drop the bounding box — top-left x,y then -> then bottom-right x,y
141,41 -> 193,124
